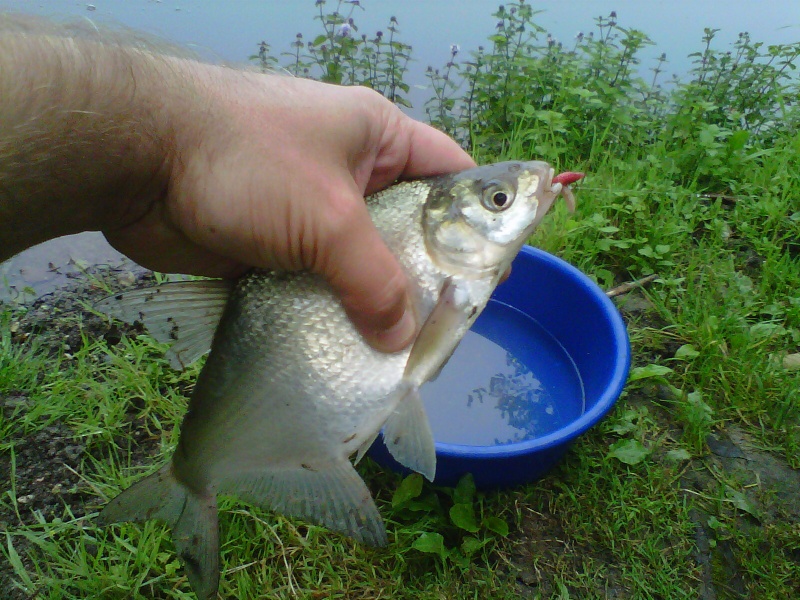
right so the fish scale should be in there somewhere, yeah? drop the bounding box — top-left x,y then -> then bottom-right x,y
94,160 -> 582,599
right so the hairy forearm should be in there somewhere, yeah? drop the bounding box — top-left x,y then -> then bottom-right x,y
0,15 -> 185,261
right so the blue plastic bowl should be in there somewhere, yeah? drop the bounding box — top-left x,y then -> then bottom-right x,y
369,245 -> 630,489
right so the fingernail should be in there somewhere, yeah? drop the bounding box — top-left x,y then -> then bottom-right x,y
372,305 -> 416,353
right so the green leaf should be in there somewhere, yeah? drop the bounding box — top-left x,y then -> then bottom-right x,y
461,536 -> 484,556
312,34 -> 328,46
611,419 -> 637,435
6,535 -> 33,587
450,503 -> 480,533
483,515 -> 509,537
749,321 -> 786,341
726,488 -> 759,519
686,390 -> 713,423
628,364 -> 673,382
727,129 -> 749,152
674,344 -> 700,360
608,439 -> 650,465
412,532 -> 446,558
665,448 -> 692,462
392,473 -> 423,508
453,473 -> 476,505
449,549 -> 470,568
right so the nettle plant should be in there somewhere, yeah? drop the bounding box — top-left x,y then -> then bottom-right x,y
389,473 -> 510,569
253,0 -> 412,107
254,1 -> 800,192
662,28 -> 800,189
425,6 -> 662,167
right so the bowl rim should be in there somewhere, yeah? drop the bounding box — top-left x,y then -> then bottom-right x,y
434,245 -> 631,459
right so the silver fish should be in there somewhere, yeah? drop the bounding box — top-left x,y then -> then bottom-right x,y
95,161 -> 580,599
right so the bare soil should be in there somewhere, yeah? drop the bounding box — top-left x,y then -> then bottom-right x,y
0,267 -> 160,599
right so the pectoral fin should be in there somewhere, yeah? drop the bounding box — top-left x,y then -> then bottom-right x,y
404,277 -> 472,385
382,385 -> 436,481
378,278 -> 477,482
95,280 -> 233,369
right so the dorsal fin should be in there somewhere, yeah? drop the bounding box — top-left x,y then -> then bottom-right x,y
95,280 -> 233,370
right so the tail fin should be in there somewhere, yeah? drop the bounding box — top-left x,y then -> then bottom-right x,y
98,465 -> 221,600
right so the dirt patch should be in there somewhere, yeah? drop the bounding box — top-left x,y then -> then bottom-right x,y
0,266 -> 161,599
510,501 -> 627,598
682,426 -> 800,600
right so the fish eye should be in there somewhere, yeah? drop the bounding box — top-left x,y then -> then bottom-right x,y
481,181 -> 515,212
492,191 -> 509,207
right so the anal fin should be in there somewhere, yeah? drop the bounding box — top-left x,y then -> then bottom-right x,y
220,461 -> 387,547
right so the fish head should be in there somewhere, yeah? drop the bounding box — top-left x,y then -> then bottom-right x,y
423,160 -> 579,277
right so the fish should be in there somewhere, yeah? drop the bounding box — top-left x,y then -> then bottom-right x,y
95,161 -> 581,599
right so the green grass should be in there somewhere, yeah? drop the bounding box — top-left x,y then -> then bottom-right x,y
2,2 -> 800,598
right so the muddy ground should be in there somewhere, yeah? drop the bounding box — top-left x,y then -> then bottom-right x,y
1,271 -> 799,599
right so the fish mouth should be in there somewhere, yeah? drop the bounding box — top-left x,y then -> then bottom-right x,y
548,170 -> 584,212
533,169 -> 584,222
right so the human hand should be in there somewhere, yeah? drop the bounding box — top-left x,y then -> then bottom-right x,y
105,70 -> 475,353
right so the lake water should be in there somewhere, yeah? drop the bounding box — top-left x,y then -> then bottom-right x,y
421,299 -> 585,446
1,0 -> 798,298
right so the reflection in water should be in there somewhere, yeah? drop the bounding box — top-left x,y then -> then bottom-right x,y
421,301 -> 585,447
467,352 -> 554,445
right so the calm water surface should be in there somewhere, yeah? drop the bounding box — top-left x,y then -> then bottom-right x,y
421,300 -> 585,446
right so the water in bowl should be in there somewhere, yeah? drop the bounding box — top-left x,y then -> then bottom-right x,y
420,299 -> 585,446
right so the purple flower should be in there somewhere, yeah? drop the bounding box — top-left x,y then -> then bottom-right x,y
338,22 -> 352,37
450,44 -> 460,55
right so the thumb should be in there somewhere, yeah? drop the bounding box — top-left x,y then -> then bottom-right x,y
314,189 -> 416,354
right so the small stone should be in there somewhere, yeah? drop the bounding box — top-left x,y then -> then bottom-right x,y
518,566 -> 538,586
782,353 -> 800,371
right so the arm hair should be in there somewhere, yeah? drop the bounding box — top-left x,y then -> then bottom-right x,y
0,14 -> 199,260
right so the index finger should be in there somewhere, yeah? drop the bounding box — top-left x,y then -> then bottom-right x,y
364,118 -> 476,196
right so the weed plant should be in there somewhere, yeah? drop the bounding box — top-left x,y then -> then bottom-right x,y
2,1 -> 800,598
